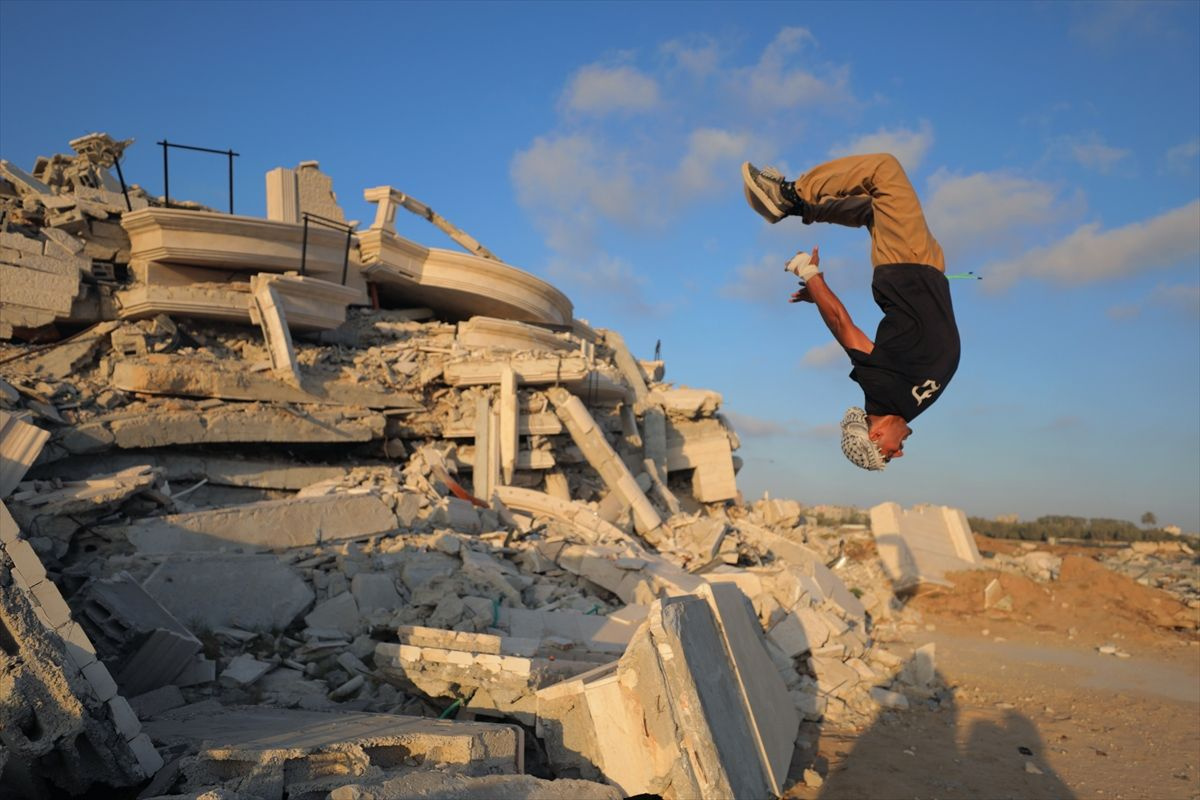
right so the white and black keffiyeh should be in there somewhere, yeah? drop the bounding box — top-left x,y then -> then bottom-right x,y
840,406 -> 886,471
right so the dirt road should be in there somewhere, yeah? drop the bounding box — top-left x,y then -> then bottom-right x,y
785,544 -> 1200,800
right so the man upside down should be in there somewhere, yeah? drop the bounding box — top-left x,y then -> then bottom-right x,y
742,153 -> 961,471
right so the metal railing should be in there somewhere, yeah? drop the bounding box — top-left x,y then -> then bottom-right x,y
300,211 -> 355,285
157,140 -> 239,213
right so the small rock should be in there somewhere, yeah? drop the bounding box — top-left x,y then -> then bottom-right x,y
1025,761 -> 1044,775
1098,644 -> 1118,655
803,768 -> 824,788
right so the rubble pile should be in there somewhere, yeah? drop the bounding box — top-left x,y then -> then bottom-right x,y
1,134 -> 928,799
1099,540 -> 1200,608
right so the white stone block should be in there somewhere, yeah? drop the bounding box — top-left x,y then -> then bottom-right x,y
107,695 -> 142,740
126,732 -> 164,778
82,660 -> 118,702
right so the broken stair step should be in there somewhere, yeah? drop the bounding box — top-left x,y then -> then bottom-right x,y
121,491 -> 399,554
112,356 -> 423,410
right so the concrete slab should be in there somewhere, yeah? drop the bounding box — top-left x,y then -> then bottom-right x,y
142,554 -> 313,632
123,491 -> 398,553
870,502 -> 984,590
144,705 -> 524,797
698,583 -> 799,796
0,410 -> 50,498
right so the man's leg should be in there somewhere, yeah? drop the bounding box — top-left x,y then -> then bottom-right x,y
791,153 -> 945,270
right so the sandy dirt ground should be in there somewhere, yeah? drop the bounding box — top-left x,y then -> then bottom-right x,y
784,537 -> 1200,800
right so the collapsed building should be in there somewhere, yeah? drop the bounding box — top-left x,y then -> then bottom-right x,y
2,134 -> 946,799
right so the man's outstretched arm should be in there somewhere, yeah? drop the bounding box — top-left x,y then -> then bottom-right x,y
790,251 -> 874,354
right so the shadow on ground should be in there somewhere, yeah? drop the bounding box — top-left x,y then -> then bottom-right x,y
806,663 -> 1076,800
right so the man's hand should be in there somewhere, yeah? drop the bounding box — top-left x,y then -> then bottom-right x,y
788,245 -> 819,303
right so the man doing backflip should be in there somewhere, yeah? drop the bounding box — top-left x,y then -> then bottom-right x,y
742,153 -> 960,470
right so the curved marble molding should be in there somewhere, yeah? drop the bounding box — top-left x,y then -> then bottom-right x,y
359,228 -> 572,326
121,207 -> 360,289
493,486 -> 634,546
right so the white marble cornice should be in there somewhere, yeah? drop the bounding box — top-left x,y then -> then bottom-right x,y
359,228 -> 572,326
121,207 -> 357,285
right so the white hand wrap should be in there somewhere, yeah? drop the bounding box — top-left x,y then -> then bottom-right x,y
784,250 -> 819,282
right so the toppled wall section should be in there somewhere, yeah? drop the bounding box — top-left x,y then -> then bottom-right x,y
870,501 -> 984,589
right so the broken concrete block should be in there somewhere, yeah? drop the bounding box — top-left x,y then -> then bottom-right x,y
128,684 -> 186,720
144,704 -> 524,799
0,410 -> 50,498
376,626 -> 596,724
350,572 -> 403,612
221,654 -> 274,687
501,605 -> 646,655
142,554 -> 313,632
0,558 -> 152,793
870,502 -> 984,590
647,386 -> 722,417
457,315 -> 577,353
112,355 -> 423,410
548,387 -> 662,541
174,655 -> 217,687
664,418 -> 739,503
696,583 -> 799,795
304,591 -> 360,636
123,491 -> 398,553
329,771 -> 622,800
78,573 -> 202,696
538,593 -> 795,799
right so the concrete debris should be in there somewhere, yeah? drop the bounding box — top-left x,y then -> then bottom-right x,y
0,133 -> 936,797
870,501 -> 985,590
1,502 -> 162,796
0,410 -> 49,497
143,703 -> 524,800
77,572 -> 202,696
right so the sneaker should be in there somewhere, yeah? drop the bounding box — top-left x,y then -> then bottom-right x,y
741,161 -> 794,223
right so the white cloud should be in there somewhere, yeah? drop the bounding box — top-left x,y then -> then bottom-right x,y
740,27 -> 853,110
562,65 -> 660,115
924,168 -> 1071,259
801,339 -> 847,367
1167,137 -> 1200,170
672,128 -> 750,198
718,252 -> 793,305
661,35 -> 722,78
1069,1 -> 1179,46
723,410 -> 790,438
1056,133 -> 1130,173
985,199 -> 1200,289
1108,282 -> 1200,319
828,121 -> 934,173
511,133 -> 643,249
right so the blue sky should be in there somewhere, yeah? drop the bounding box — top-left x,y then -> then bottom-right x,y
2,1 -> 1198,530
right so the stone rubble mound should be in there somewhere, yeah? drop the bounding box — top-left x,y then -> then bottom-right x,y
1,134 -> 940,799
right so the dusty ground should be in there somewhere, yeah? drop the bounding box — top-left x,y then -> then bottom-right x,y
785,537 -> 1200,800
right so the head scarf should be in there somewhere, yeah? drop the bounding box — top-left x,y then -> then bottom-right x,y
840,406 -> 886,471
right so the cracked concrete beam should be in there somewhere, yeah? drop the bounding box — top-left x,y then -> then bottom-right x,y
546,387 -> 662,543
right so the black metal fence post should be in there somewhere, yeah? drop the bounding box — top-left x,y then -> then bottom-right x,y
113,156 -> 132,212
156,140 -> 240,213
161,140 -> 170,208
299,212 -> 356,285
